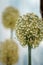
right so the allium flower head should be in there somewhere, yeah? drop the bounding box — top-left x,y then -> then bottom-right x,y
2,6 -> 19,29
16,13 -> 43,48
0,39 -> 19,65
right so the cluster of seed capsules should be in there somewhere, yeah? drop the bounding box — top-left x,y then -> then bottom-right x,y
2,6 -> 19,29
0,39 -> 19,65
16,13 -> 43,48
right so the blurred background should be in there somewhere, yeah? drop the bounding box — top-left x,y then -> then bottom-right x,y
0,0 -> 43,65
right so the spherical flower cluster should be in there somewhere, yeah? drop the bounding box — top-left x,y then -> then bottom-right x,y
0,39 -> 19,65
2,6 -> 19,29
16,13 -> 43,48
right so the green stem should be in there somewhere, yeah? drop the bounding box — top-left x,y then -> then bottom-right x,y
11,29 -> 13,39
28,45 -> 31,65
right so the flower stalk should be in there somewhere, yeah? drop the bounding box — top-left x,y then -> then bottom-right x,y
11,29 -> 13,39
28,45 -> 31,65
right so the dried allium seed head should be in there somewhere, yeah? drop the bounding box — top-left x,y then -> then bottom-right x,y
16,13 -> 43,48
0,39 -> 19,65
2,6 -> 19,29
